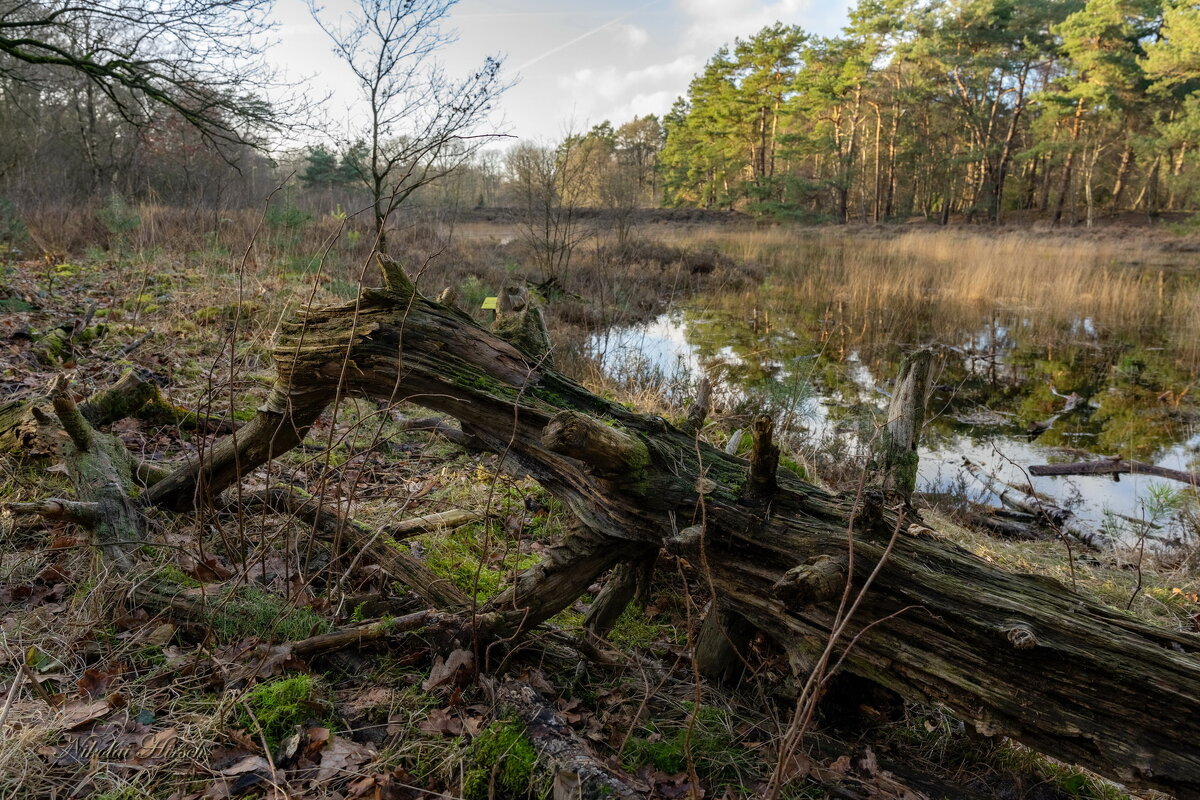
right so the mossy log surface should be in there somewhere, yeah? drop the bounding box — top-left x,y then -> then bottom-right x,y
498,681 -> 646,800
144,282 -> 1200,797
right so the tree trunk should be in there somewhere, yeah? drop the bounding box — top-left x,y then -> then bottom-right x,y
1053,100 -> 1086,226
142,269 -> 1200,797
879,349 -> 932,500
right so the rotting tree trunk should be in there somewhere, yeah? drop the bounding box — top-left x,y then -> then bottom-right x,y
879,349 -> 932,499
140,261 -> 1200,797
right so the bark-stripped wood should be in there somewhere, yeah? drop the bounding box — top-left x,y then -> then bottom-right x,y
880,348 -> 931,499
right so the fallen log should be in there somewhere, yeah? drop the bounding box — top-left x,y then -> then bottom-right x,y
962,459 -> 1109,550
118,259 -> 1200,796
1030,456 -> 1200,486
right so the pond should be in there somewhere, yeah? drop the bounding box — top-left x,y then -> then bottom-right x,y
588,230 -> 1200,545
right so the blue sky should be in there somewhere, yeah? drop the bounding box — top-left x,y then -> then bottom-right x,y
273,0 -> 855,144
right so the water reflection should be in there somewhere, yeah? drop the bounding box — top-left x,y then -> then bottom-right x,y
589,306 -> 1200,542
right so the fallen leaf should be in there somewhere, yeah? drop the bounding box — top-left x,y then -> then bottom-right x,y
60,698 -> 113,729
315,735 -> 374,781
303,726 -> 332,759
418,707 -> 463,737
421,648 -> 473,692
220,755 -> 271,776
137,727 -> 178,761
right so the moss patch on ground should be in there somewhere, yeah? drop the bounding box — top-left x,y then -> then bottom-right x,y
235,674 -> 334,747
462,720 -> 541,800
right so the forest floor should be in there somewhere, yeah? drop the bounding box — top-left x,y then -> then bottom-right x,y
0,229 -> 1197,800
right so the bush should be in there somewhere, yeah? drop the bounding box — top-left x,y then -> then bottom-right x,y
97,193 -> 141,241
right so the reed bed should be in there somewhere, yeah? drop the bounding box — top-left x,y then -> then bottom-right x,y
653,225 -> 1200,367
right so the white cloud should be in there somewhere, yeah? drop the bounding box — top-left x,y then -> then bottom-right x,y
620,24 -> 650,49
677,0 -> 816,49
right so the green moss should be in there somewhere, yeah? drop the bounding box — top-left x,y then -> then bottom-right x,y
608,605 -> 674,649
419,524 -> 539,603
193,301 -> 263,327
236,675 -> 333,747
462,720 -> 542,800
188,585 -> 331,643
779,455 -> 805,479
156,564 -> 202,589
0,296 -> 35,312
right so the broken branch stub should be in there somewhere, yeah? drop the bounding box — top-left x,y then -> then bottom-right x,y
744,413 -> 779,501
542,411 -> 650,481
682,376 -> 712,436
772,555 -> 848,610
881,349 -> 932,499
493,285 -> 553,364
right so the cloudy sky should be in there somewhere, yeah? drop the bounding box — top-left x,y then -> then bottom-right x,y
272,0 -> 855,144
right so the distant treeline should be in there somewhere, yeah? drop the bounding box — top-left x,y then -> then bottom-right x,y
5,0 -> 1200,233
658,0 -> 1200,225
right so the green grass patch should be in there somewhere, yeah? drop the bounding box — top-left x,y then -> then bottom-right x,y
622,702 -> 757,791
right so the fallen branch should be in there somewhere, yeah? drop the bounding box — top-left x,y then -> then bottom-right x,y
230,487 -> 476,610
1027,389 -> 1082,437
498,680 -> 646,800
1030,456 -> 1200,486
962,459 -> 1109,549
6,499 -> 101,527
290,611 -> 437,658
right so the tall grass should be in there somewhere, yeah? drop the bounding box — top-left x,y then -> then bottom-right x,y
655,226 -> 1200,367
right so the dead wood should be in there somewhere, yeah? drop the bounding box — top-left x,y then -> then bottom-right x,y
120,269 -> 1200,796
394,415 -> 482,449
694,604 -> 753,684
682,376 -> 711,436
1030,456 -> 1200,486
963,459 -> 1109,549
583,547 -> 657,639
497,680 -> 646,800
0,366 -> 230,455
289,611 -> 437,657
1027,389 -> 1082,437
7,375 -> 147,570
880,349 -> 932,499
231,487 -> 475,610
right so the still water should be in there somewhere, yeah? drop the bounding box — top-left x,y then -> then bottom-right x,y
590,306 -> 1200,543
